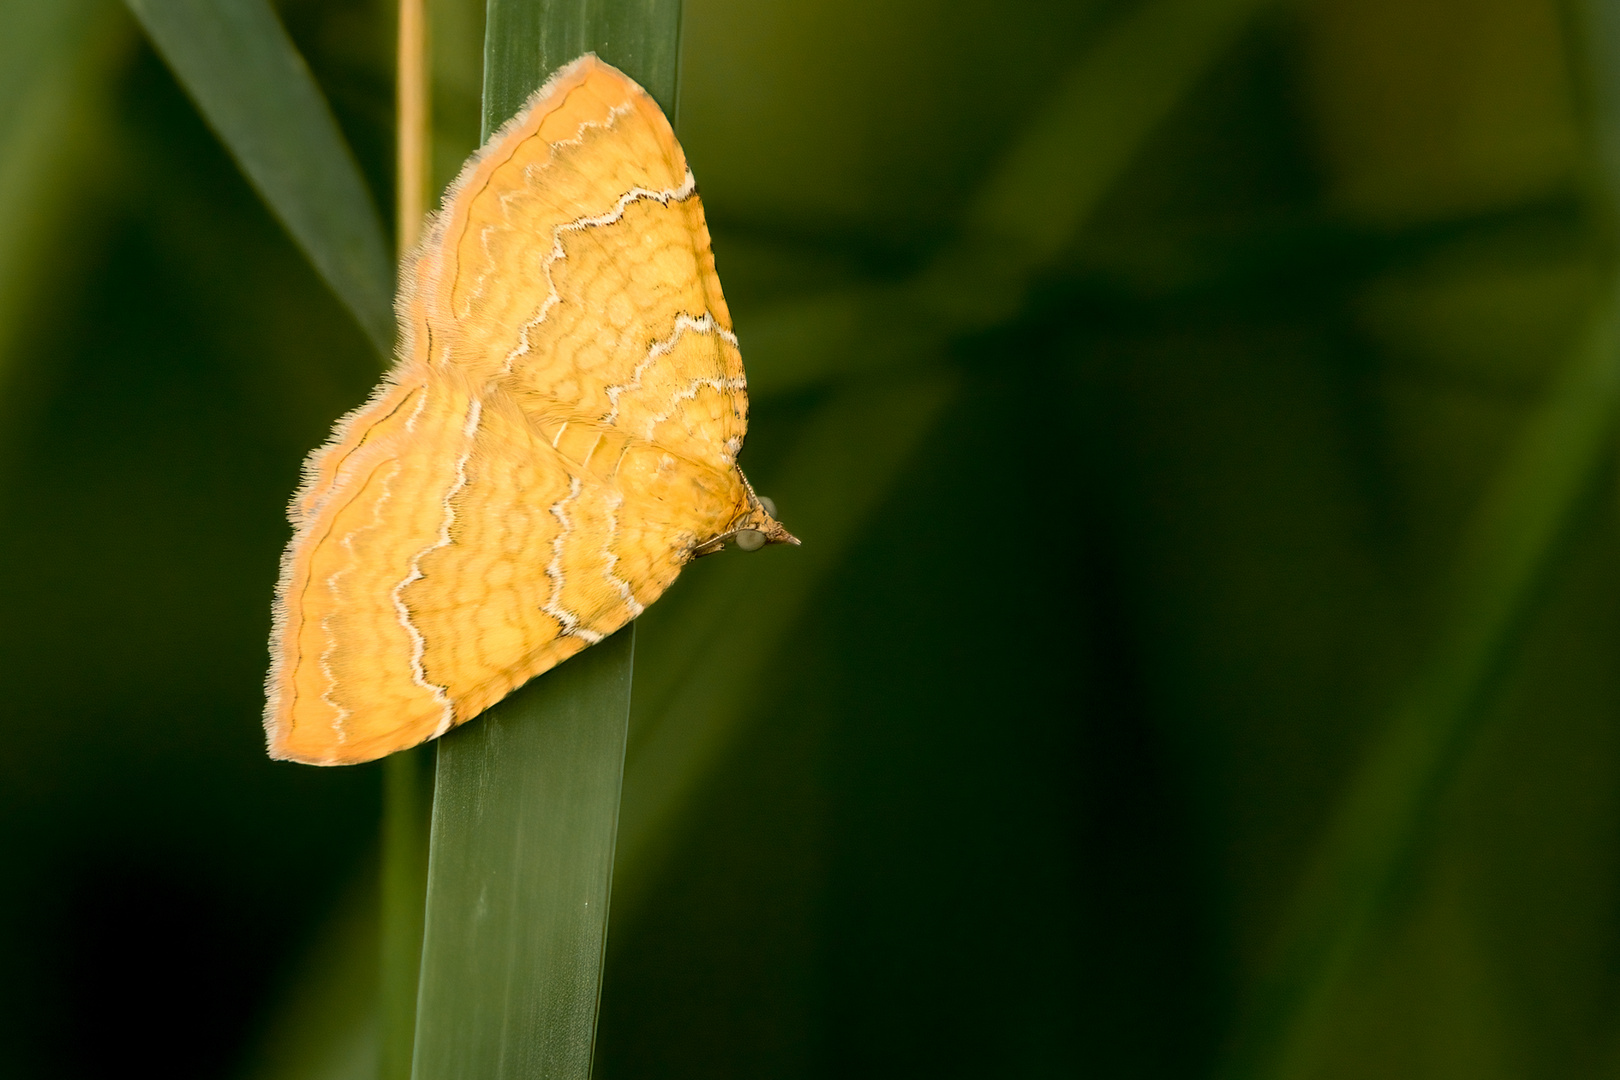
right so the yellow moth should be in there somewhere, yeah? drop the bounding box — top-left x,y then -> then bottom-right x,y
264,55 -> 794,766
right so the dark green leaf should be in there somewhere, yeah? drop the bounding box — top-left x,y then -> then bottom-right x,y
379,747 -> 431,1080
411,4 -> 680,1078
415,630 -> 635,1080
482,0 -> 681,129
123,0 -> 394,354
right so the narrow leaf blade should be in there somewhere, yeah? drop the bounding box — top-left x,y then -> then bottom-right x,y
123,0 -> 394,354
414,630 -> 634,1080
412,3 -> 680,1078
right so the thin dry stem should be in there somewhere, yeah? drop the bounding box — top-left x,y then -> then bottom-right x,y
396,0 -> 430,254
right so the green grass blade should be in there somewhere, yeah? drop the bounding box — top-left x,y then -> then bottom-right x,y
1229,294 -> 1620,1080
380,747 -> 431,1080
122,0 -> 394,354
481,0 -> 680,131
411,4 -> 679,1077
414,630 -> 634,1080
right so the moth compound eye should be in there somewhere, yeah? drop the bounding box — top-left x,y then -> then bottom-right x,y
758,495 -> 777,518
735,529 -> 766,552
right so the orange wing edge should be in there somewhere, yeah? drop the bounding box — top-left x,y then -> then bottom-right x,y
262,376 -> 424,765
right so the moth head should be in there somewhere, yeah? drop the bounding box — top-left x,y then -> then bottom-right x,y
694,494 -> 797,557
733,493 -> 798,551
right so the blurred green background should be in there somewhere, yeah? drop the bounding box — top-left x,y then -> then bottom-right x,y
4,0 -> 1620,1076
